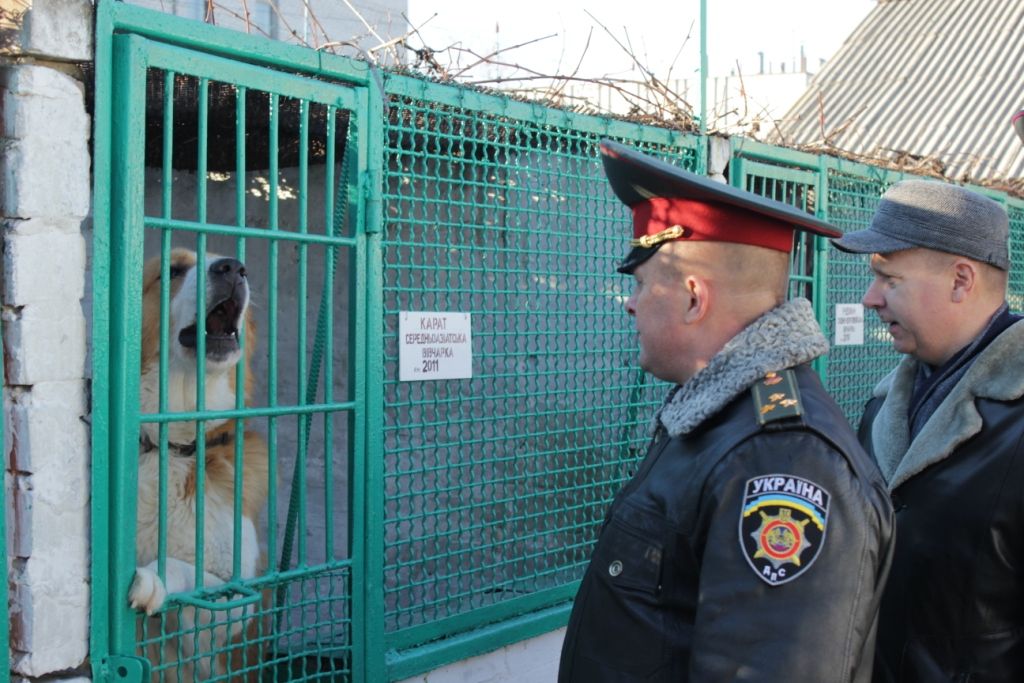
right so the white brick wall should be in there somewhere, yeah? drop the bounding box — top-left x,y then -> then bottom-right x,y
1,0 -> 93,679
10,0 -> 93,61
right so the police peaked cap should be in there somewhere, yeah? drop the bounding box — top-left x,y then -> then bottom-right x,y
600,140 -> 841,273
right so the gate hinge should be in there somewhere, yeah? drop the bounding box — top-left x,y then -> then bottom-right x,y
363,168 -> 382,234
102,655 -> 150,683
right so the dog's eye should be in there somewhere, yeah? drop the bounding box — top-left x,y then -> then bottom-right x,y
168,264 -> 186,279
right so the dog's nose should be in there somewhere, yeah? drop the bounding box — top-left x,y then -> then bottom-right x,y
209,258 -> 246,284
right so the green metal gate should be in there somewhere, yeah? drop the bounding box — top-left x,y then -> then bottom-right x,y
93,2 -> 373,679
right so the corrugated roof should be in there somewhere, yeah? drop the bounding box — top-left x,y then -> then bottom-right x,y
773,0 -> 1024,185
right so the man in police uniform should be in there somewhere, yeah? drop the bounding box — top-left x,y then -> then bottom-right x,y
558,141 -> 895,682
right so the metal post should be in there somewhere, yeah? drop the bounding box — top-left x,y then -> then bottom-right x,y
699,0 -> 708,174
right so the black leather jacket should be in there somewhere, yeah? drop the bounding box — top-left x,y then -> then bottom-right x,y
861,392 -> 1024,682
559,364 -> 895,682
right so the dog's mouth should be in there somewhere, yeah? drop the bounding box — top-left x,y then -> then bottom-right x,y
178,296 -> 243,357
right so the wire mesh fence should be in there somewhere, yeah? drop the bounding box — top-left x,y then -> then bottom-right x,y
377,88 -> 694,634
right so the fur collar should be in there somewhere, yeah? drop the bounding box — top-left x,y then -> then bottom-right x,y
871,319 -> 1024,489
656,298 -> 829,436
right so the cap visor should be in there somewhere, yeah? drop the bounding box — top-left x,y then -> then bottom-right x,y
831,229 -> 918,255
617,245 -> 660,274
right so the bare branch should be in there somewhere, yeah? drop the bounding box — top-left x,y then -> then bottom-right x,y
450,33 -> 559,79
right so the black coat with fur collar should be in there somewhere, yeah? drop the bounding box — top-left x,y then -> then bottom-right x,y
860,320 -> 1024,683
559,300 -> 895,682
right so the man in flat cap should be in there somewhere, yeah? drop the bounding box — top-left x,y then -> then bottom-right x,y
558,141 -> 894,682
833,179 -> 1024,681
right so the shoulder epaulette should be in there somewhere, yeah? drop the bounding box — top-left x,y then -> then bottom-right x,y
751,369 -> 803,425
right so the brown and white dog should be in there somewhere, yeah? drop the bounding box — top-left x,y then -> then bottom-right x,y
128,248 -> 269,678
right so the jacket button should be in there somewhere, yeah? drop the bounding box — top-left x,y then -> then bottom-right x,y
608,560 -> 623,577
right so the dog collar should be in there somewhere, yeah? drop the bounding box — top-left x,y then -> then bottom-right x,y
140,430 -> 234,457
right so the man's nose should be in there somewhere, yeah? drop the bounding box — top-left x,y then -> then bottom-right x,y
624,293 -> 637,316
862,281 -> 883,309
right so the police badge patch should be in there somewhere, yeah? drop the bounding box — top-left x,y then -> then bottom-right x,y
739,474 -> 830,586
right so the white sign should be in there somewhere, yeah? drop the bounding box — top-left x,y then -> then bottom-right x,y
398,311 -> 473,381
834,304 -> 865,346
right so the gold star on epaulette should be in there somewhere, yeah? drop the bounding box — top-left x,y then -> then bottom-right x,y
751,369 -> 804,425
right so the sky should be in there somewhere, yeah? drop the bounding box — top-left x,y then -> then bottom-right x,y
405,0 -> 876,86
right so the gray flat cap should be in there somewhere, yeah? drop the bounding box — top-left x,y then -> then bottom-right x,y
832,180 -> 1009,270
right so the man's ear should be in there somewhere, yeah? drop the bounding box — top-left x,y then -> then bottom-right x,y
683,275 -> 709,323
950,260 -> 977,303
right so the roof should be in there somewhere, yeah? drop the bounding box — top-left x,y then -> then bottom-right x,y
772,0 -> 1024,186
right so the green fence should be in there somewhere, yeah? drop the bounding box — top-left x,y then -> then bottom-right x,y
90,2 -> 1024,681
375,81 -> 704,677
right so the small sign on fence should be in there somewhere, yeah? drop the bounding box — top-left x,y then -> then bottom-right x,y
398,312 -> 473,381
834,304 -> 865,346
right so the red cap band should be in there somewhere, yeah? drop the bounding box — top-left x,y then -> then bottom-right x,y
632,197 -> 796,253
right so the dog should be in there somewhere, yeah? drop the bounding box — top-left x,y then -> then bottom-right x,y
128,247 -> 269,679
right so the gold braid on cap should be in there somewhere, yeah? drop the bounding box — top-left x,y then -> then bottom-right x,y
629,224 -> 689,248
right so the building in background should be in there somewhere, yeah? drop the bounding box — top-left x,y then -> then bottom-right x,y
559,47 -> 825,140
775,0 -> 1024,186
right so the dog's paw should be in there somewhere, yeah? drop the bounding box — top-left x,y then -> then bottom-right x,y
128,566 -> 167,615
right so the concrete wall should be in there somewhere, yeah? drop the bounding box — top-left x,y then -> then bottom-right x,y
397,629 -> 564,683
0,0 -> 93,679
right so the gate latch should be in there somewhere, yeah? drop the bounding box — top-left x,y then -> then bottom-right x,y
103,655 -> 150,683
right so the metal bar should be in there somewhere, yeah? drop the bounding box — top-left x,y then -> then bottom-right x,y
228,558 -> 352,586
192,75 -> 210,591
355,82 -> 382,683
140,400 -> 358,422
813,159 -> 832,381
106,0 -> 374,86
90,2 -> 117,670
266,92 -> 280,572
383,73 -> 701,147
144,217 -> 358,246
106,30 -> 150,659
296,99 -> 310,566
157,69 -> 175,585
232,83 -> 249,583
698,0 -> 708,173
323,107 -> 337,562
135,39 -> 360,110
386,603 -> 572,682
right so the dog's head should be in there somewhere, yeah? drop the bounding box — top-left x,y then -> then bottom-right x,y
141,248 -> 254,374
